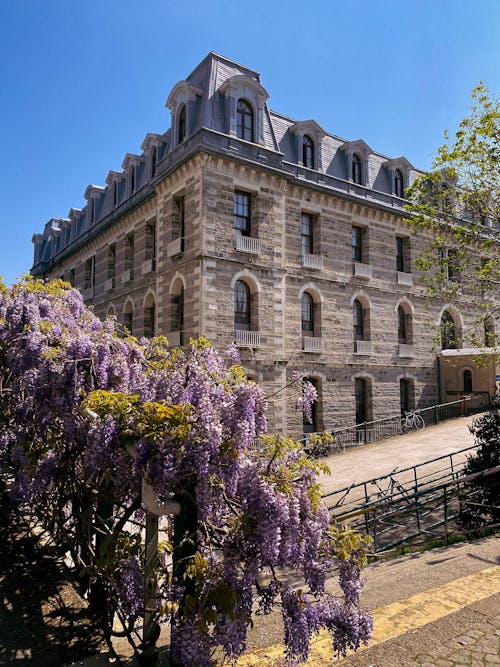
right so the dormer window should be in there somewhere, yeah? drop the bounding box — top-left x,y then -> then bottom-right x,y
178,105 -> 186,144
151,146 -> 157,177
302,135 -> 314,169
130,166 -> 136,194
236,99 -> 254,142
112,182 -> 118,207
395,169 -> 404,198
352,154 -> 362,184
89,199 -> 94,224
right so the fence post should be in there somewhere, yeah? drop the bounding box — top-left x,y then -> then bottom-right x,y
413,467 -> 421,531
364,421 -> 368,444
443,486 -> 448,546
142,511 -> 160,664
434,405 -> 439,425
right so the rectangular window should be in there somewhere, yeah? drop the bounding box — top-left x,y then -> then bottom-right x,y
108,243 -> 116,279
84,256 -> 95,289
352,226 -> 363,262
396,237 -> 410,273
301,213 -> 314,256
234,190 -> 251,237
125,233 -> 135,279
173,196 -> 185,252
145,221 -> 156,269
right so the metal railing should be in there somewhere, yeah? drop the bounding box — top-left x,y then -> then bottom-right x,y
328,464 -> 500,553
326,396 -> 486,453
322,444 -> 478,514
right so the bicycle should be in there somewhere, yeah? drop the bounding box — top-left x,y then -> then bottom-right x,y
401,410 -> 425,433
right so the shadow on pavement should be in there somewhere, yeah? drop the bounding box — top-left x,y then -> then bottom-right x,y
0,478 -> 103,666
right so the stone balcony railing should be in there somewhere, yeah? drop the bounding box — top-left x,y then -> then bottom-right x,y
353,262 -> 373,279
234,234 -> 261,255
397,271 -> 413,286
354,340 -> 372,355
234,329 -> 261,348
302,253 -> 324,270
302,336 -> 323,353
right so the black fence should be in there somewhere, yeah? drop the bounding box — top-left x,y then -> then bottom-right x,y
317,395 -> 487,454
328,462 -> 500,553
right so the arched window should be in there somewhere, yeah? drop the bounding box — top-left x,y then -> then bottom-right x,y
352,153 -> 362,184
463,370 -> 473,393
171,287 -> 184,343
302,292 -> 314,335
355,378 -> 370,425
353,299 -> 364,340
394,169 -> 404,198
398,305 -> 407,343
178,105 -> 186,144
151,146 -> 157,177
302,135 -> 314,169
236,99 -> 254,142
234,280 -> 251,330
441,311 -> 457,350
123,302 -> 133,336
144,296 -> 155,339
302,377 -> 319,434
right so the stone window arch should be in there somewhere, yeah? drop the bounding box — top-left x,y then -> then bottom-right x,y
169,274 -> 185,346
123,299 -> 134,336
178,104 -> 186,144
302,134 -> 315,169
397,301 -> 413,344
143,292 -> 155,339
352,153 -> 362,184
236,98 -> 254,142
440,309 -> 460,350
394,169 -> 404,198
234,280 -> 251,331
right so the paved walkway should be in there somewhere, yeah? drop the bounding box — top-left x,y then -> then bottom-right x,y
319,414 -> 480,499
238,536 -> 500,667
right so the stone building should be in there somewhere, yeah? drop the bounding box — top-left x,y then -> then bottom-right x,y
31,53 -> 498,437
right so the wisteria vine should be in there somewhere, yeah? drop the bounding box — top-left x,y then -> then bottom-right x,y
0,277 -> 372,666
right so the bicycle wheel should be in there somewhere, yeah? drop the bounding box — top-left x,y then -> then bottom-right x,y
400,417 -> 409,434
414,414 -> 425,430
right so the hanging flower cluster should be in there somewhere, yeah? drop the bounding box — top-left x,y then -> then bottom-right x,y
0,277 -> 372,666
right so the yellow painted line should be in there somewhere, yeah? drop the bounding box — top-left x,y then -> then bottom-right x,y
237,565 -> 500,666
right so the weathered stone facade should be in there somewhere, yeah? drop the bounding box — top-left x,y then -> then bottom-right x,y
31,53 -> 498,438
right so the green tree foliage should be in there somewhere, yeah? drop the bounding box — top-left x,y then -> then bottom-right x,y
404,84 -> 500,354
457,406 -> 500,532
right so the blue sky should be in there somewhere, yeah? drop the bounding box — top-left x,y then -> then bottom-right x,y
0,0 -> 499,286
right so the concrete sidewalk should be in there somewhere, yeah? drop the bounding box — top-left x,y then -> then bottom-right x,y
238,535 -> 500,666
